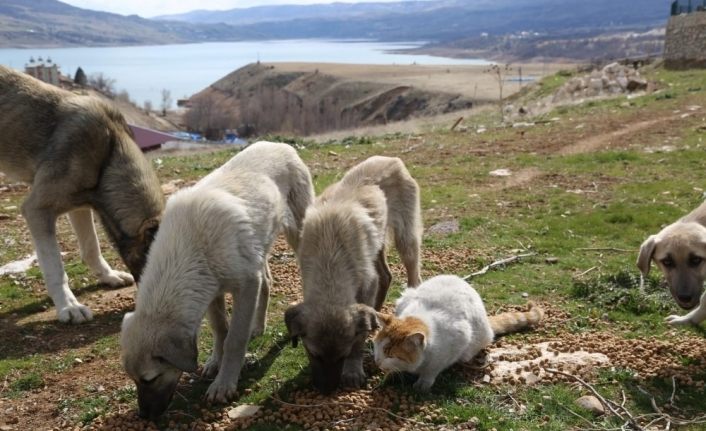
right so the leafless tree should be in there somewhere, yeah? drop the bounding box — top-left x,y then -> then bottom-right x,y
486,63 -> 512,121
143,100 -> 153,113
88,72 -> 115,96
183,93 -> 233,140
160,89 -> 172,116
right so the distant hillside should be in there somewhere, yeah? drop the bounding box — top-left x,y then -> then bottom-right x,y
0,0 -> 250,48
0,0 -> 671,60
158,0 -> 669,42
183,63 -> 476,137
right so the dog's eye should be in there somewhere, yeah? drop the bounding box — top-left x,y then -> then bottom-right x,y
661,258 -> 675,268
689,256 -> 703,267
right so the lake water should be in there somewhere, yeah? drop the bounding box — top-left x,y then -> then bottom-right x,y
0,40 -> 488,108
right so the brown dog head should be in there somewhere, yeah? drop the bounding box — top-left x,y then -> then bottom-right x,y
637,221 -> 706,310
284,302 -> 379,394
93,122 -> 165,281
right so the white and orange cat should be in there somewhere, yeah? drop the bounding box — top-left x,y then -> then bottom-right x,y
374,275 -> 543,391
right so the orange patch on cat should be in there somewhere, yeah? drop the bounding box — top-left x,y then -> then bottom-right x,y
376,315 -> 429,363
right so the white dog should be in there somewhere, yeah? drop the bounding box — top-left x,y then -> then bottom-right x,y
120,142 -> 314,419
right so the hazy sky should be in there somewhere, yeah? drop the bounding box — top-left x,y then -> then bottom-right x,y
61,0 -> 415,18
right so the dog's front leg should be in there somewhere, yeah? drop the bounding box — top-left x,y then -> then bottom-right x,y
68,208 -> 134,287
22,201 -> 92,323
666,291 -> 706,326
205,274 -> 261,403
341,338 -> 367,389
203,295 -> 229,378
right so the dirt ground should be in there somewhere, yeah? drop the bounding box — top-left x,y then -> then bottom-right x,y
2,71 -> 706,430
269,62 -> 567,102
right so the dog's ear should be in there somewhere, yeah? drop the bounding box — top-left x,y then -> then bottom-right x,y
140,217 -> 160,243
284,303 -> 306,348
406,332 -> 426,349
352,304 -> 380,335
637,234 -> 659,278
376,312 -> 393,328
155,325 -> 198,372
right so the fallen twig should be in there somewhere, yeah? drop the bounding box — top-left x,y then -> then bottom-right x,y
635,385 -> 706,427
544,368 -> 643,431
576,247 -> 633,253
578,266 -> 598,278
463,253 -> 536,280
450,116 -> 464,131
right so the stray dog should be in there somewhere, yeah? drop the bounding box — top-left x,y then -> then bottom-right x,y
0,66 -> 163,323
285,156 -> 422,394
638,200 -> 706,326
120,142 -> 314,419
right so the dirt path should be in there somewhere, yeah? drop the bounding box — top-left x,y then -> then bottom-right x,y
488,111 -> 693,191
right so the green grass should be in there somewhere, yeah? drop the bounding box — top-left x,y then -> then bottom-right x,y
2,66 -> 706,429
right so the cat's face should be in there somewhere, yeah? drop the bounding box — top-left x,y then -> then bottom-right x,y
373,313 -> 428,373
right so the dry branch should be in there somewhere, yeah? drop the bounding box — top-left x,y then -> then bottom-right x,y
463,253 -> 536,280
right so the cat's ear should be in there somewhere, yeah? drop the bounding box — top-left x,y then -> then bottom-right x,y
407,332 -> 426,349
376,312 -> 394,328
352,304 -> 380,335
284,302 -> 307,348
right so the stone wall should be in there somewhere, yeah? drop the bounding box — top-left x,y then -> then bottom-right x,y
664,12 -> 706,69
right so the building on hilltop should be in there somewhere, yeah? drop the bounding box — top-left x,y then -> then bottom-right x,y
665,1 -> 706,68
24,56 -> 61,86
671,0 -> 706,15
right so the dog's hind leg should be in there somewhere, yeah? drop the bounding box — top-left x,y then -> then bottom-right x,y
68,208 -> 134,287
250,261 -> 271,339
22,192 -> 92,323
205,272 -> 262,403
373,249 -> 392,310
203,295 -> 229,378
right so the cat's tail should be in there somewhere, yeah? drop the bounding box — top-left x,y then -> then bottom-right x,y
488,302 -> 544,336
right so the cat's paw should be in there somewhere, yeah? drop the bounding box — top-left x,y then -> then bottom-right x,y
413,377 -> 434,392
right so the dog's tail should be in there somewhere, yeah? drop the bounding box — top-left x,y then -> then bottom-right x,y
282,157 -> 315,253
341,156 -> 423,287
488,302 -> 544,336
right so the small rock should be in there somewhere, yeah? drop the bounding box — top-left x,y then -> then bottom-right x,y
575,395 -> 605,416
545,257 -> 559,264
482,374 -> 491,384
427,220 -> 460,236
227,405 -> 261,420
0,425 -> 12,431
489,169 -> 512,177
328,150 -> 339,156
74,358 -> 83,364
521,292 -> 529,298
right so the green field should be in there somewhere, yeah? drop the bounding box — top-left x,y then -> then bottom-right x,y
1,66 -> 706,430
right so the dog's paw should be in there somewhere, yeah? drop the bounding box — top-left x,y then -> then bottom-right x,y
202,355 -> 220,379
99,270 -> 134,288
665,314 -> 693,326
341,369 -> 366,389
413,377 -> 434,392
57,303 -> 94,324
205,379 -> 239,404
